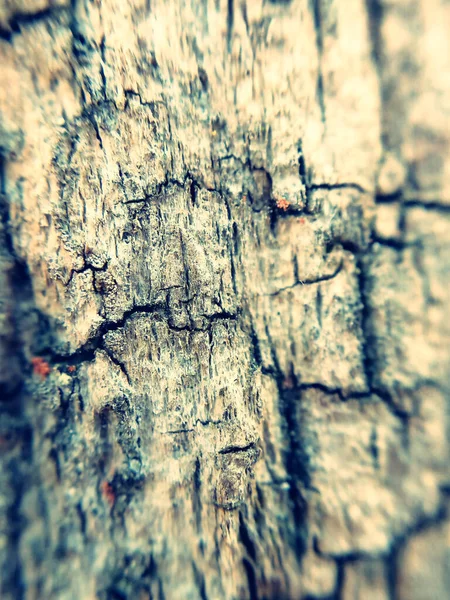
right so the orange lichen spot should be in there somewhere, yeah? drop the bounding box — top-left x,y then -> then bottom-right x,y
67,365 -> 76,373
275,197 -> 290,211
298,217 -> 306,224
101,481 -> 115,506
31,357 -> 51,379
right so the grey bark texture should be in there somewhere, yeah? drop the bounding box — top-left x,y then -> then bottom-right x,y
0,0 -> 449,599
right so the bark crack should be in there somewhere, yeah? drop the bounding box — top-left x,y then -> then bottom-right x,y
162,418 -> 224,436
308,182 -> 368,194
51,302 -> 240,369
311,0 -> 326,127
376,192 -> 450,213
264,260 -> 343,297
122,171 -> 220,205
218,442 -> 256,455
0,4 -> 69,41
64,257 -> 109,287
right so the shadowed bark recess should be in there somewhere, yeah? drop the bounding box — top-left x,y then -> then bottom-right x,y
0,1 -> 449,599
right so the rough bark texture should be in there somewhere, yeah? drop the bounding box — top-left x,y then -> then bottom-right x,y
0,1 -> 449,599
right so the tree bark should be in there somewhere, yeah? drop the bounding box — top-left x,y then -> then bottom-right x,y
1,1 -> 449,599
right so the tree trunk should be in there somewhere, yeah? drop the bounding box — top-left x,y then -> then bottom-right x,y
1,1 -> 449,598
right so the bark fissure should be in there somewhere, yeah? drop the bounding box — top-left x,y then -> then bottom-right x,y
311,0 -> 326,126
0,5 -> 69,41
218,442 -> 257,455
163,418 -> 224,435
265,260 -> 343,297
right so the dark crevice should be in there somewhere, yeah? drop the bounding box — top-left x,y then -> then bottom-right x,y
266,260 -> 343,297
69,0 -> 94,66
109,469 -> 146,515
123,89 -> 164,110
216,153 -> 251,168
279,383 -> 310,554
0,5 -> 68,41
370,427 -> 379,469
49,447 -> 61,482
226,0 -> 234,54
248,321 -> 263,370
291,229 -> 414,425
270,203 -> 304,232
333,559 -> 346,600
271,182 -> 368,233
262,333 -> 310,556
121,197 -> 147,206
163,418 -> 224,435
0,152 -> 36,599
292,254 -> 300,284
99,35 -> 108,100
89,114 -> 104,150
122,171 -> 220,206
297,139 -> 312,212
217,152 -> 362,234
49,300 -> 240,371
278,381 -> 406,428
372,235 -> 413,251
311,0 -> 326,125
372,387 -> 409,426
297,140 -> 308,183
219,442 -> 256,455
65,258 -> 108,287
230,223 -> 239,295
252,168 -> 273,214
76,502 -> 87,539
354,249 -> 376,393
164,427 -> 190,435
297,382 -> 368,402
315,286 -> 323,329
101,345 -> 131,385
375,192 -> 450,214
200,310 -> 239,323
242,558 -> 259,600
365,0 -> 384,66
385,497 -> 449,600
117,163 -> 131,204
0,156 -> 44,381
0,155 -> 15,256
316,73 -> 326,125
375,190 -> 403,205
1,418 -> 32,600
192,561 -> 208,600
357,259 -> 373,387
192,457 -> 202,532
239,511 -> 257,561
259,215 -> 414,424
353,249 -> 410,425
189,179 -> 198,205
308,182 -> 367,195
50,302 -> 167,367
239,511 -> 260,599
403,199 -> 450,213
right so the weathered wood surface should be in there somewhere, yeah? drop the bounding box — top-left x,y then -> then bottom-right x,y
0,1 -> 449,598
